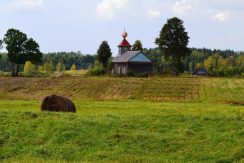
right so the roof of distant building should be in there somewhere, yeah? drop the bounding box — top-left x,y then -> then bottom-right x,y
193,68 -> 209,76
118,38 -> 131,47
112,51 -> 152,63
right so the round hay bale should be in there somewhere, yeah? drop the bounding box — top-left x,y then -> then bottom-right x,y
41,95 -> 76,113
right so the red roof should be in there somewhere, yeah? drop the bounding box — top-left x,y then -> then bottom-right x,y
118,38 -> 131,47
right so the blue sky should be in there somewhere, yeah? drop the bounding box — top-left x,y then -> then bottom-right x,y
0,0 -> 244,55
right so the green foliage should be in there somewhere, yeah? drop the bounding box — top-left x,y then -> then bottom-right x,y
22,38 -> 42,64
24,61 -> 36,76
37,65 -> 44,72
144,47 -> 244,76
0,53 -> 11,72
132,40 -> 143,51
56,62 -> 65,73
88,67 -> 105,76
97,41 -> 112,69
156,17 -> 190,73
0,40 -> 2,59
70,64 -> 77,71
0,71 -> 11,77
43,52 -> 95,70
202,53 -> 244,76
3,28 -> 42,76
127,69 -> 135,76
0,40 -> 2,48
44,61 -> 53,75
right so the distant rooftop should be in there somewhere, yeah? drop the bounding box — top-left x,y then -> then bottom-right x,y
112,51 -> 152,63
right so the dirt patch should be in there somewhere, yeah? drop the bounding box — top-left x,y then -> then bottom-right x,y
227,101 -> 244,106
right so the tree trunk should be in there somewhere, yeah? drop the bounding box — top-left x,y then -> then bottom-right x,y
171,53 -> 174,75
11,63 -> 16,77
16,64 -> 19,77
11,63 -> 19,77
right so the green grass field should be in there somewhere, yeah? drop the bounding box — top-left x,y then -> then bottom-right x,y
0,77 -> 243,162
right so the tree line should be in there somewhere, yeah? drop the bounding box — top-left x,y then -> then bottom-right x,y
144,48 -> 244,76
0,52 -> 95,74
1,17 -> 244,77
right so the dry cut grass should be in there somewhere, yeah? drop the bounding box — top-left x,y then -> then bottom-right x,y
0,77 -> 201,102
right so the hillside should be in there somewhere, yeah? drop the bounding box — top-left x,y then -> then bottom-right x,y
0,76 -> 243,103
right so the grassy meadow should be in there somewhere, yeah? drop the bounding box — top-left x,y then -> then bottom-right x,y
0,76 -> 243,162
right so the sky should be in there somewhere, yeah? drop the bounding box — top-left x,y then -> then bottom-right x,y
0,0 -> 244,56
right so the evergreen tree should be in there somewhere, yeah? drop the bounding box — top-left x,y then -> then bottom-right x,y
132,40 -> 143,51
156,17 -> 190,73
97,41 -> 112,69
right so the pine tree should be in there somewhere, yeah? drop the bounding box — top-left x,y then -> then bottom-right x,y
97,41 -> 112,69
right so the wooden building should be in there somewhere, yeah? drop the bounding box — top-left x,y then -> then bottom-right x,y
193,68 -> 209,76
112,32 -> 153,75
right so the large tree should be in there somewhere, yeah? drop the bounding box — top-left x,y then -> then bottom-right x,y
0,40 -> 2,59
0,40 -> 2,49
3,29 -> 42,76
132,40 -> 143,51
156,17 -> 190,73
97,41 -> 112,69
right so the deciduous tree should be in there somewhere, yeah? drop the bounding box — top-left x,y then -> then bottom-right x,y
3,29 -> 42,76
0,40 -> 2,59
70,64 -> 77,70
156,17 -> 190,74
24,61 -> 36,76
132,40 -> 143,51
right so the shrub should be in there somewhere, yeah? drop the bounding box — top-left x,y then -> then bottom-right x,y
241,73 -> 244,78
136,72 -> 150,78
88,67 -> 105,76
70,64 -> 77,71
0,71 -> 11,77
127,69 -> 135,77
24,61 -> 36,76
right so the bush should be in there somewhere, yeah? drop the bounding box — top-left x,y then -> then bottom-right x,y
241,73 -> 244,78
70,64 -> 77,71
24,61 -> 36,76
127,69 -> 135,77
88,67 -> 105,76
0,71 -> 11,77
136,72 -> 151,78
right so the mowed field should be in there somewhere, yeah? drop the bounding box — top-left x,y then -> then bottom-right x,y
0,76 -> 243,162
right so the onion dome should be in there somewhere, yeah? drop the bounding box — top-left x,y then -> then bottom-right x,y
118,31 -> 131,47
122,32 -> 128,38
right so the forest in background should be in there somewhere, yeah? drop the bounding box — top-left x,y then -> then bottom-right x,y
0,48 -> 244,76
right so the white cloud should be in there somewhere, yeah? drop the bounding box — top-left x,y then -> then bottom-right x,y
7,0 -> 44,10
146,9 -> 160,18
172,0 -> 193,16
96,0 -> 129,20
213,12 -> 231,22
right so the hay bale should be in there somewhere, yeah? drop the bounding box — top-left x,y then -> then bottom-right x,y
41,95 -> 76,113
